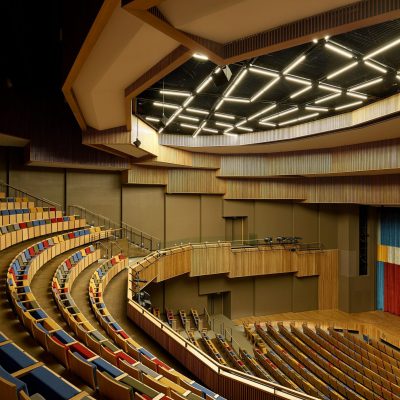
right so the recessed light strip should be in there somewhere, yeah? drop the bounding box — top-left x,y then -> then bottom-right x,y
145,116 -> 160,122
290,86 -> 312,99
180,123 -> 198,129
364,37 -> 400,60
153,101 -> 180,109
193,53 -> 208,60
193,121 -> 206,137
327,61 -> 358,80
346,92 -> 367,100
186,107 -> 209,115
215,122 -> 234,128
183,96 -> 194,107
249,66 -> 279,77
335,101 -> 363,111
314,93 -> 341,104
349,77 -> 383,92
364,60 -> 387,74
248,104 -> 276,121
214,112 -> 235,120
196,76 -> 213,94
179,115 -> 199,122
283,55 -> 306,75
224,97 -> 250,103
285,75 -> 312,86
202,127 -> 218,133
318,83 -> 342,93
324,42 -> 354,59
223,132 -> 238,137
260,107 -> 298,122
225,69 -> 248,97
237,126 -> 253,132
305,106 -> 328,112
165,108 -> 183,126
159,90 -> 191,97
259,121 -> 277,127
251,77 -> 280,102
278,112 -> 319,126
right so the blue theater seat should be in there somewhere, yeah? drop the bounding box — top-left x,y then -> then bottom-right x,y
92,358 -> 122,378
0,365 -> 28,396
0,343 -> 36,374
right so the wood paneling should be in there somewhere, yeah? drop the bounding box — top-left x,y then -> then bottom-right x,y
191,243 -> 231,276
167,169 -> 225,194
318,250 -> 339,310
123,165 -> 168,185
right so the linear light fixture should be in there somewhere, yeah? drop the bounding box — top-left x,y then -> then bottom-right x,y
165,108 -> 183,126
290,86 -> 312,99
183,96 -> 194,107
193,53 -> 208,60
203,127 -> 218,133
278,112 -> 319,126
224,126 -> 234,133
179,115 -> 199,122
259,121 -> 277,127
327,61 -> 358,80
251,77 -> 280,102
214,112 -> 235,120
318,83 -> 342,93
215,99 -> 224,111
314,93 -> 341,104
158,127 -> 164,133
249,66 -> 279,77
325,42 -> 354,58
248,104 -> 276,121
364,60 -> 387,74
364,37 -> 400,60
159,90 -> 191,97
180,123 -> 198,129
346,91 -> 367,100
214,67 -> 221,74
349,77 -> 383,92
186,107 -> 209,115
305,106 -> 329,112
196,76 -> 213,93
335,101 -> 363,111
224,97 -> 250,103
237,126 -> 253,132
216,122 -> 234,128
285,75 -> 312,86
397,74 -> 400,81
223,132 -> 238,137
193,121 -> 206,137
225,69 -> 248,97
153,101 -> 180,109
260,107 -> 298,122
145,116 -> 160,122
235,120 -> 247,128
283,55 -> 306,75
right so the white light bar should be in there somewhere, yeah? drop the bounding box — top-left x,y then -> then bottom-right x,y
158,127 -> 164,133
397,74 -> 400,81
235,120 -> 247,128
327,61 -> 358,80
196,76 -> 213,94
248,104 -> 276,121
314,93 -> 341,104
364,60 -> 387,74
214,67 -> 221,74
261,107 -> 298,122
186,107 -> 209,115
153,102 -> 180,109
165,108 -> 183,126
290,86 -> 312,99
335,101 -> 363,111
193,121 -> 206,137
224,97 -> 250,103
159,90 -> 191,97
318,83 -> 342,93
278,112 -> 319,126
179,115 -> 199,122
349,77 -> 383,92
145,116 -> 160,122
285,75 -> 312,86
223,132 -> 238,137
180,123 -> 198,129
225,69 -> 248,97
215,99 -> 224,111
224,126 -> 234,133
183,96 -> 194,107
305,106 -> 329,112
193,53 -> 208,60
214,112 -> 235,120
259,121 -> 276,127
346,91 -> 367,100
251,77 -> 280,102
202,127 -> 218,133
325,42 -> 354,58
249,66 -> 279,77
364,37 -> 400,60
283,55 -> 306,75
237,126 -> 253,132
216,122 -> 234,128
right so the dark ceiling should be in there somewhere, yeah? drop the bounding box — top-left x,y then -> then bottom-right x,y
137,19 -> 400,137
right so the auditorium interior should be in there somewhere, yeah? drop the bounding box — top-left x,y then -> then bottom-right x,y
2,1 -> 400,399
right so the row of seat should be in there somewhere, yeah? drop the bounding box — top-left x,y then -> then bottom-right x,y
5,227 -> 112,399
0,197 -> 34,210
0,206 -> 61,226
0,216 -> 84,250
200,332 -> 227,366
0,331 -> 92,400
239,349 -> 274,382
215,334 -> 253,375
87,254 -> 223,400
299,324 -> 400,397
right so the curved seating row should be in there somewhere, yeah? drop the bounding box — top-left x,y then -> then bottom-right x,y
0,331 -> 92,400
200,332 -> 227,367
0,197 -> 34,210
0,206 -> 61,226
0,215 -> 84,251
6,227 -> 111,399
52,248 -> 204,400
88,254 -> 225,400
215,333 -> 253,375
239,348 -> 274,381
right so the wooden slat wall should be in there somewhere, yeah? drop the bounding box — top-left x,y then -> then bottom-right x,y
317,250 -> 339,310
122,165 -> 168,185
191,243 -> 231,276
156,245 -> 191,281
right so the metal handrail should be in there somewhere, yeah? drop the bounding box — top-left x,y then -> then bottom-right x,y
0,180 -> 63,210
67,205 -> 161,251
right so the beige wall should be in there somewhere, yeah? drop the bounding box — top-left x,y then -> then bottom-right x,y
66,170 -> 121,222
254,202 -> 293,239
201,195 -> 225,242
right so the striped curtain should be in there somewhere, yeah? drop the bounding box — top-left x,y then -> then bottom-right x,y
378,208 -> 400,315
